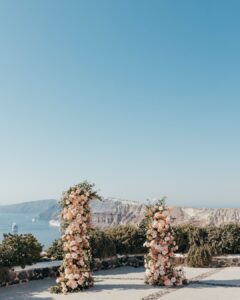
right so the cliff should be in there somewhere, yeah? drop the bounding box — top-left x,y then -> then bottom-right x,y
0,199 -> 57,214
1,198 -> 240,227
38,199 -> 240,227
171,207 -> 240,226
38,198 -> 146,227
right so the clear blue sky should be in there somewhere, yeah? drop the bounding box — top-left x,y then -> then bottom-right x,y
0,0 -> 240,207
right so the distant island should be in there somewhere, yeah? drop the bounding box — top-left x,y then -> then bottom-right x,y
0,199 -> 57,214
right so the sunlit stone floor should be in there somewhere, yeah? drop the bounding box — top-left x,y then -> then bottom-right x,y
1,266 -> 240,300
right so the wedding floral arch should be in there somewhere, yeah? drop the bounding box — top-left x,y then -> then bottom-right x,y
51,182 -> 184,293
144,199 -> 185,286
51,181 -> 100,294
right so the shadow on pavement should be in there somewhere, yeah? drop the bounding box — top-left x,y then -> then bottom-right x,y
0,278 -> 55,300
191,279 -> 240,288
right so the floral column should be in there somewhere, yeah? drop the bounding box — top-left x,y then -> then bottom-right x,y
144,199 -> 185,286
51,181 -> 100,294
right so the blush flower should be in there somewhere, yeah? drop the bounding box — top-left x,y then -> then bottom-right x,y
144,199 -> 185,287
54,182 -> 98,293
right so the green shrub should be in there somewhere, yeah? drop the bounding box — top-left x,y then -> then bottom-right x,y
0,234 -> 42,268
187,244 -> 212,267
47,239 -> 64,260
137,219 -> 148,254
219,224 -> 240,254
173,225 -> 192,253
89,228 -> 116,258
188,227 -> 208,246
47,223 -> 240,265
187,227 -> 212,267
0,266 -> 10,283
47,229 -> 116,260
106,225 -> 145,254
205,224 -> 240,255
207,226 -> 224,255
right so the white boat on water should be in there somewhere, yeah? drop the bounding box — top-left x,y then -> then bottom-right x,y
12,222 -> 18,234
49,220 -> 60,227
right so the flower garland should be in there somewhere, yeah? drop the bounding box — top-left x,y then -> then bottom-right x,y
51,181 -> 100,294
144,199 -> 185,286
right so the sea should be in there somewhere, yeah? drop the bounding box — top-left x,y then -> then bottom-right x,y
0,213 -> 61,249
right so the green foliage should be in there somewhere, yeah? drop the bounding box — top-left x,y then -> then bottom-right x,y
47,229 -> 116,260
207,226 -> 224,255
138,220 -> 148,254
187,244 -> 212,267
47,225 -> 145,260
188,227 -> 208,246
47,239 -> 64,260
174,224 -> 240,267
186,226 -> 212,267
0,234 -> 42,268
47,223 -> 240,266
138,216 -> 149,233
208,224 -> 240,255
89,228 -> 116,258
219,224 -> 240,254
50,285 -> 63,293
106,225 -> 145,254
173,225 -> 192,253
174,224 -> 240,258
0,266 -> 10,283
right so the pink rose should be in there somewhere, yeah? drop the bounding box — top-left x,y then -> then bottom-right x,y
67,279 -> 78,289
164,279 -> 173,286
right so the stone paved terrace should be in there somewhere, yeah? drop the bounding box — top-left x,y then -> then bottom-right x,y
1,266 -> 240,300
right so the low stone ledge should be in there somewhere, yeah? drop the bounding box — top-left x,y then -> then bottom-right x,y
173,254 -> 240,268
211,255 -> 240,268
1,254 -> 240,287
0,267 -> 59,287
0,255 -> 144,287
